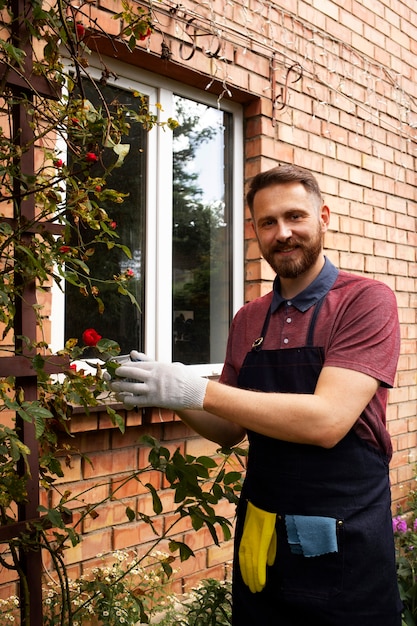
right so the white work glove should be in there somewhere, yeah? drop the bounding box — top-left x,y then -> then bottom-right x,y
108,351 -> 209,411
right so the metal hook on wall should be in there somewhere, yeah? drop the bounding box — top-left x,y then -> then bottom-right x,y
272,61 -> 303,124
179,17 -> 197,60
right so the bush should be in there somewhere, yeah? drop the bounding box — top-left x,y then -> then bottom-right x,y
393,480 -> 417,626
0,552 -> 232,626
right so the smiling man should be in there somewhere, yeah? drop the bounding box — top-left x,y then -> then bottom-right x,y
110,164 -> 402,626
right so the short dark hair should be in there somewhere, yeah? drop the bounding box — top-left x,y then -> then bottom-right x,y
246,163 -> 323,215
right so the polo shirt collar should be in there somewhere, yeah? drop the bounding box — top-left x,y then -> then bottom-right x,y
271,257 -> 339,313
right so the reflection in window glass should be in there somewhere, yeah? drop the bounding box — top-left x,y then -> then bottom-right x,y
172,96 -> 232,365
65,82 -> 146,354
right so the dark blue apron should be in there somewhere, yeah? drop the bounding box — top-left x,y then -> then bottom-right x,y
232,298 -> 402,626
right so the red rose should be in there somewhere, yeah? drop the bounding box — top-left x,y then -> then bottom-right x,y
139,26 -> 152,41
110,220 -> 117,229
53,158 -> 63,168
59,245 -> 71,253
82,328 -> 102,346
95,185 -> 102,192
76,22 -> 85,39
86,152 -> 98,163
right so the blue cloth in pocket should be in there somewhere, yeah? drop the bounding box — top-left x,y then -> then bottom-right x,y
285,515 -> 338,557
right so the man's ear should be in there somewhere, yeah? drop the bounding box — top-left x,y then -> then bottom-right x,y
320,204 -> 330,232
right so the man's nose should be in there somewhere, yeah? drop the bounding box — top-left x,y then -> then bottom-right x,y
275,221 -> 292,241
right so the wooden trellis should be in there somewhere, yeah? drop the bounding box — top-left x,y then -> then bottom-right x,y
0,1 -> 68,623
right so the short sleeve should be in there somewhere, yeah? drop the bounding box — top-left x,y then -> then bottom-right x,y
323,279 -> 400,388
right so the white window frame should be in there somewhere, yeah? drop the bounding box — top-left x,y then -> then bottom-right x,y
51,57 -> 244,377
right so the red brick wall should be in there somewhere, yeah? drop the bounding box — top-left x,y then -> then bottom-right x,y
1,0 -> 417,599
84,0 -> 416,582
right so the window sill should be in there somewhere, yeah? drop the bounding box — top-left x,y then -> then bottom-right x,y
68,401 -> 180,434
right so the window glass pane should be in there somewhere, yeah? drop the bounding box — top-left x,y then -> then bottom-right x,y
172,96 -> 232,365
65,82 -> 146,354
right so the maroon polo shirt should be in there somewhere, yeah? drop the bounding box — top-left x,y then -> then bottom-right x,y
220,258 -> 400,458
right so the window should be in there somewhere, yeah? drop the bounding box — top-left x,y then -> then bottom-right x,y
172,96 -> 233,365
52,60 -> 243,375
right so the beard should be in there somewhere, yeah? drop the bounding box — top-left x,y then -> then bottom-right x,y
261,223 -> 324,278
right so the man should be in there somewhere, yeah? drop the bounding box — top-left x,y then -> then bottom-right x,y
110,164 -> 402,625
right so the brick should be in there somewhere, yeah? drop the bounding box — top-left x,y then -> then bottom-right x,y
50,478 -> 109,509
77,430 -> 111,454
182,563 -> 230,591
163,419 -> 195,442
388,259 -> 409,277
83,500 -> 136,532
112,468 -> 161,499
53,455 -> 82,484
64,528 -> 113,565
364,256 -> 388,274
70,412 -> 98,433
207,541 -> 234,567
183,526 -> 219,553
83,448 -> 138,479
185,437 -> 221,457
113,518 -> 164,550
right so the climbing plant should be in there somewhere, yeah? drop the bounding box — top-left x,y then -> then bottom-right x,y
0,0 -> 244,622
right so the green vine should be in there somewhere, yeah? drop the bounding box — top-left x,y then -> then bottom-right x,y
0,0 -> 241,623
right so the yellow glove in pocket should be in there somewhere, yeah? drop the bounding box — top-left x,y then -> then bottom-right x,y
238,501 -> 277,593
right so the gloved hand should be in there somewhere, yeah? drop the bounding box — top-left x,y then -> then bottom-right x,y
107,351 -> 209,411
238,501 -> 277,593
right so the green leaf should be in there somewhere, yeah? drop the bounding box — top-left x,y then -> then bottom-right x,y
96,338 -> 120,355
215,468 -> 225,483
224,471 -> 242,485
196,455 -> 217,468
67,526 -> 80,547
126,506 -> 135,522
169,540 -> 194,562
111,408 -> 126,431
0,39 -> 26,67
161,559 -> 173,579
46,508 -> 65,529
212,483 -> 223,500
120,244 -> 132,259
140,434 -> 158,448
146,482 -> 162,514
46,456 -> 64,478
34,414 -> 45,438
190,513 -> 204,531
221,521 -> 232,541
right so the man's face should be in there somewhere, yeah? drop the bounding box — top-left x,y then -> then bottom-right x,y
251,182 -> 329,278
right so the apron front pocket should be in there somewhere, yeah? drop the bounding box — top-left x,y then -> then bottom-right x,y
275,515 -> 345,603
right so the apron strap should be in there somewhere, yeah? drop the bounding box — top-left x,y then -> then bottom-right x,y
251,306 -> 272,351
252,295 -> 326,351
306,296 -> 326,346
